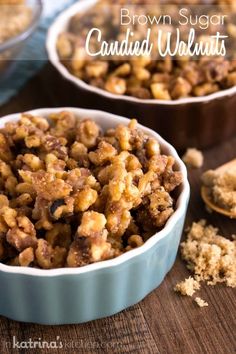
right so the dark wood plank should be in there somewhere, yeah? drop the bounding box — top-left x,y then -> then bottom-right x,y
0,64 -> 235,354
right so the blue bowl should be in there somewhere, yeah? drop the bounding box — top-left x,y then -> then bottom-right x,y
0,107 -> 190,324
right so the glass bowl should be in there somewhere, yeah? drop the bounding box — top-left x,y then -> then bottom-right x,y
0,0 -> 43,81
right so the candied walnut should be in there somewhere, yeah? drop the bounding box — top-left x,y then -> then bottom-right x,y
25,135 -> 41,148
89,141 -> 117,166
66,158 -> 78,170
148,187 -> 174,227
193,83 -> 219,97
145,138 -> 160,157
46,223 -> 72,249
115,124 -> 132,151
0,195 -> 9,208
10,193 -> 33,208
85,61 -> 108,78
151,83 -> 171,100
0,160 -> 18,196
26,171 -> 72,201
126,235 -> 144,250
77,211 -> 107,239
133,67 -> 151,81
0,133 -> 13,162
70,142 -> 89,167
67,238 -> 91,267
76,119 -> 100,148
170,77 -> 192,99
19,153 -> 44,171
66,168 -> 99,192
32,196 -> 53,231
105,76 -> 127,95
74,187 -> 98,212
45,153 -> 66,179
22,114 -> 49,132
225,71 -> 236,88
35,239 -> 67,269
201,58 -> 230,83
162,156 -> 183,192
16,182 -> 36,198
49,197 -> 74,220
0,206 -> 17,228
128,87 -> 151,99
19,247 -> 34,267
42,135 -> 68,160
112,63 -> 131,77
148,155 -> 168,175
97,159 -> 127,185
106,208 -> 131,238
49,110 -> 76,140
90,236 -> 111,262
6,216 -> 37,252
138,171 -> 157,196
5,176 -> 18,197
135,208 -> 155,233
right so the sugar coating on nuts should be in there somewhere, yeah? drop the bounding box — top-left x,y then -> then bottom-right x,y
0,111 -> 182,269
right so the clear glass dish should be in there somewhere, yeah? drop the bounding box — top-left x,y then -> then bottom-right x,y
0,0 -> 43,81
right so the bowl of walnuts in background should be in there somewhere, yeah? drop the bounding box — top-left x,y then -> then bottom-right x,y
47,0 -> 236,150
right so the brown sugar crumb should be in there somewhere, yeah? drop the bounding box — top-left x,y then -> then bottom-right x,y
194,297 -> 208,308
174,276 -> 200,296
181,220 -> 236,288
182,148 -> 204,169
202,169 -> 236,213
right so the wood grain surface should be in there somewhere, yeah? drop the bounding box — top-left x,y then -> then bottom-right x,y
0,64 -> 235,354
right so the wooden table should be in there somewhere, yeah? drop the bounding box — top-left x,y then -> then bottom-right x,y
0,64 -> 235,354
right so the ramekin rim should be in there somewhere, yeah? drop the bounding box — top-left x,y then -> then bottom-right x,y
46,0 -> 236,106
0,107 -> 190,276
0,0 -> 43,53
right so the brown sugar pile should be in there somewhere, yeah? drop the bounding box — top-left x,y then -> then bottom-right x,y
202,169 -> 236,214
174,276 -> 200,296
182,220 -> 236,287
182,148 -> 204,169
175,220 -> 236,306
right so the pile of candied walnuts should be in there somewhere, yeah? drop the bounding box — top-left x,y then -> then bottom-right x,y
57,0 -> 236,100
0,111 -> 182,269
